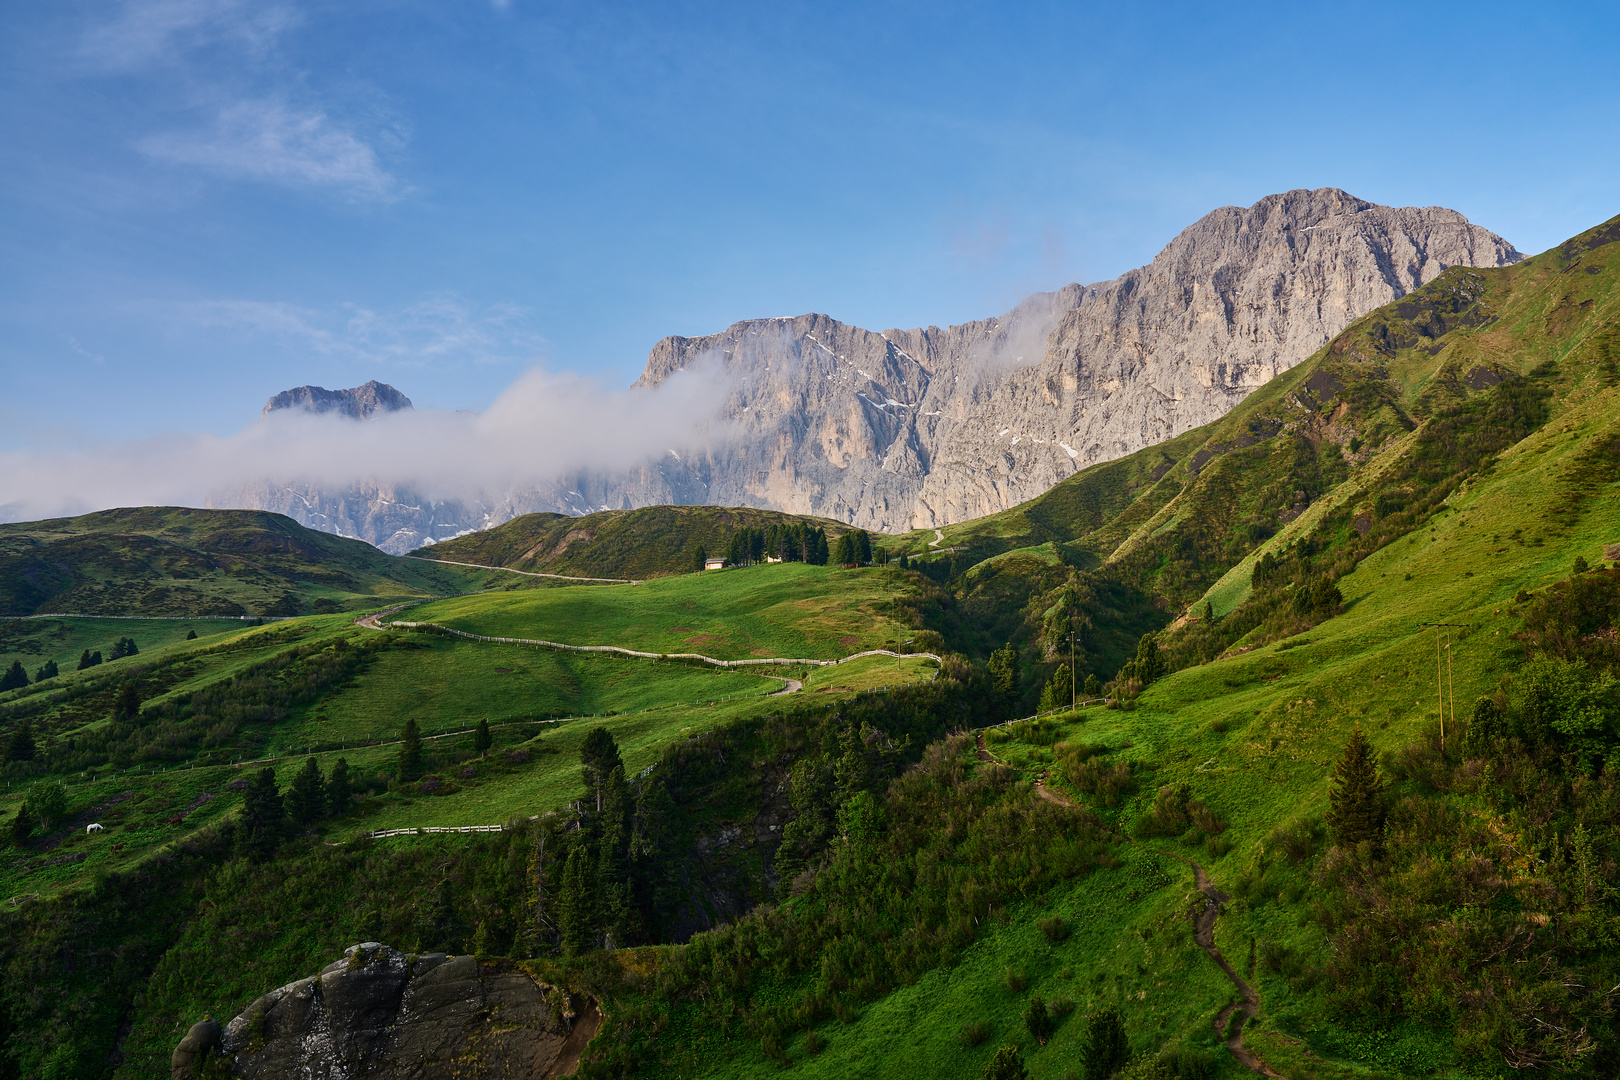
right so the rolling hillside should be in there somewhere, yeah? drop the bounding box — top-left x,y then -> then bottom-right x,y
0,507 -> 502,619
414,504 -> 857,579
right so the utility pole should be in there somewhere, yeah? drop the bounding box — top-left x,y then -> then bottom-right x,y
1419,623 -> 1465,752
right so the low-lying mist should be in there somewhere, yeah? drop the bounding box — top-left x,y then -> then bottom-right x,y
0,363 -> 732,526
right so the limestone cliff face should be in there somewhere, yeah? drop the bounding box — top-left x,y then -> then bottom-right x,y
631,189 -> 1521,531
219,189 -> 1521,549
171,943 -> 594,1080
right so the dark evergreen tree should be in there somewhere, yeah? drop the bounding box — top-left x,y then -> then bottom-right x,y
580,727 -> 623,813
989,642 -> 1020,699
111,683 -> 141,725
327,757 -> 353,817
398,718 -> 424,781
982,1045 -> 1028,1080
747,527 -> 766,565
853,529 -> 872,565
1024,994 -> 1056,1044
185,629 -> 198,640
76,649 -> 102,670
1326,725 -> 1385,849
0,662 -> 26,692
688,542 -> 707,573
5,721 -> 36,763
109,637 -> 139,660
1082,1004 -> 1131,1080
8,802 -> 33,848
831,532 -> 856,566
285,757 -> 326,828
1039,664 -> 1072,712
33,659 -> 58,683
1084,673 -> 1100,698
808,527 -> 830,565
474,718 -> 492,757
597,765 -> 638,946
726,530 -> 748,567
556,843 -> 598,956
238,767 -> 285,858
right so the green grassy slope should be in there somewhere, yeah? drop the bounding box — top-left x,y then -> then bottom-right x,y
404,561 -> 920,661
0,506 -> 509,619
414,504 -> 857,578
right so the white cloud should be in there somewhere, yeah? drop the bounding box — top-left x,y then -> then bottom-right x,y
0,364 -> 735,523
169,295 -> 539,368
139,99 -> 398,199
80,0 -> 298,72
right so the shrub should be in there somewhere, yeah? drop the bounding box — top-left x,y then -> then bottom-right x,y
1025,994 -> 1055,1043
982,1045 -> 1028,1080
959,1020 -> 991,1047
1039,916 -> 1070,943
1004,966 -> 1028,992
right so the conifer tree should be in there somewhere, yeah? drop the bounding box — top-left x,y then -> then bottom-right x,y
556,843 -> 598,956
831,532 -> 855,567
8,802 -> 33,848
853,529 -> 872,565
398,718 -> 424,781
185,629 -> 198,640
596,765 -> 638,946
0,661 -> 26,692
285,757 -> 326,828
33,660 -> 58,683
111,683 -> 141,725
474,719 -> 492,757
688,542 -> 707,573
1040,664 -> 1072,712
6,721 -> 36,763
580,728 -> 623,813
1082,1004 -> 1130,1080
1084,673 -> 1100,698
326,758 -> 353,817
238,768 -> 285,858
1326,725 -> 1385,849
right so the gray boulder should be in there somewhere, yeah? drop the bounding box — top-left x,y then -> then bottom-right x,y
194,943 -> 581,1079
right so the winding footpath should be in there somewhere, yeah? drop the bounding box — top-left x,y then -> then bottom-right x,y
998,741 -> 1282,1078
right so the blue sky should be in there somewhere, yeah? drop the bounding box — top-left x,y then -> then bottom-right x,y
2,0 -> 1617,453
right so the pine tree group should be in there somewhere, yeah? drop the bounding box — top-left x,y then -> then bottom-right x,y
1082,1004 -> 1131,1080
1326,725 -> 1385,849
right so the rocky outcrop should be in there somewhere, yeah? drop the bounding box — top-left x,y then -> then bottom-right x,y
217,189 -> 1521,548
261,381 -> 413,420
173,943 -> 588,1079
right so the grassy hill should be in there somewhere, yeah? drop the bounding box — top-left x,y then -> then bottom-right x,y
0,506 -> 507,619
413,504 -> 857,579
403,561 -> 922,661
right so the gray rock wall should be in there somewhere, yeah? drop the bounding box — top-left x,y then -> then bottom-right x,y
173,943 -> 582,1079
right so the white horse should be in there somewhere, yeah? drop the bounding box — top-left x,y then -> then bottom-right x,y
86,823 -> 104,834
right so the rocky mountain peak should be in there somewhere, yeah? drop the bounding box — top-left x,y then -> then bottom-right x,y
262,380 -> 413,420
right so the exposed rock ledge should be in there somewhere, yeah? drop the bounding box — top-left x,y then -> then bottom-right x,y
171,942 -> 597,1079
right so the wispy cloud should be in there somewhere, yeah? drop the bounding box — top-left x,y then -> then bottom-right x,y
79,0 -> 298,73
0,364 -> 735,523
79,1 -> 401,200
138,99 -> 399,200
169,295 -> 539,368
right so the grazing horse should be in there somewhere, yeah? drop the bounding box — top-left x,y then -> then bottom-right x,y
86,823 -> 104,834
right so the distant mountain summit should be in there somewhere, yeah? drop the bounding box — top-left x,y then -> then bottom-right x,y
262,380 -> 412,419
219,189 -> 1523,551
